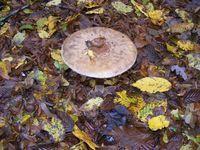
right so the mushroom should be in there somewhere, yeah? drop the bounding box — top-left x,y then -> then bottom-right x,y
61,27 -> 137,78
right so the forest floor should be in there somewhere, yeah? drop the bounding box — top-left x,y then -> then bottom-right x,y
0,0 -> 200,149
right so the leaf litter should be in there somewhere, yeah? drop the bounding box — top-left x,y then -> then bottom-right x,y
0,0 -> 199,149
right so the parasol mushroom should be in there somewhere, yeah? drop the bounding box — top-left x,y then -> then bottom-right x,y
61,27 -> 137,78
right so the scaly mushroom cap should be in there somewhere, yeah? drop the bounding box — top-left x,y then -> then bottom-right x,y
61,27 -> 137,78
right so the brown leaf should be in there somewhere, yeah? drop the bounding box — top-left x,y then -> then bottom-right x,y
184,89 -> 200,104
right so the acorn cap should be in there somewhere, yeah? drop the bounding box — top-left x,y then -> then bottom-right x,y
61,27 -> 137,78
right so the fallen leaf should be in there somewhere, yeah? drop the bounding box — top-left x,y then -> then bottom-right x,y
131,0 -> 148,16
12,31 -> 26,45
148,10 -> 165,25
46,0 -> 61,6
0,61 -> 10,79
111,1 -> 133,14
171,65 -> 187,80
19,24 -> 34,31
137,100 -> 167,122
132,77 -> 172,93
70,142 -> 88,150
0,23 -> 9,35
175,9 -> 190,22
86,7 -> 104,14
77,0 -> 102,8
148,115 -> 170,131
51,49 -> 68,71
180,144 -> 193,150
187,53 -> 200,70
43,117 -> 65,142
36,17 -> 48,29
177,40 -> 195,51
184,89 -> 200,104
73,125 -> 98,150
168,23 -> 194,33
166,43 -> 183,58
0,117 -> 6,128
80,97 -> 104,111
38,30 -> 50,38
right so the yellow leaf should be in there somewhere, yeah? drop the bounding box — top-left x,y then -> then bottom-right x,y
0,117 -> 6,128
148,10 -> 165,25
81,97 -> 104,111
47,16 -> 57,35
131,0 -> 148,17
51,49 -> 63,63
0,23 -> 9,35
114,90 -> 137,108
132,77 -> 172,93
0,61 -> 9,79
73,125 -> 98,150
148,115 -> 170,131
177,40 -> 194,51
21,114 -> 31,124
86,7 -> 104,14
43,117 -> 65,142
114,90 -> 146,114
38,30 -> 50,38
137,100 -> 167,122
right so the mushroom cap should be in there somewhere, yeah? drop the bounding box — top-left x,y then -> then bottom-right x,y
61,27 -> 137,78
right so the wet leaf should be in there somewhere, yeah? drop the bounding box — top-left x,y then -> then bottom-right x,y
111,1 -> 133,14
12,31 -> 26,45
131,0 -> 148,16
132,77 -> 172,93
148,115 -> 170,131
46,0 -> 61,6
0,61 -> 9,79
19,24 -> 34,31
73,125 -> 98,150
184,89 -> 200,104
187,53 -> 200,70
86,7 -> 104,14
0,23 -> 9,35
148,10 -> 165,25
43,117 -> 65,142
51,49 -> 68,71
138,100 -> 167,122
168,23 -> 194,33
171,65 -> 187,80
177,40 -> 195,51
80,97 -> 104,111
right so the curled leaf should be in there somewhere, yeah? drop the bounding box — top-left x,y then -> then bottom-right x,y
148,10 -> 165,25
73,125 -> 98,150
148,115 -> 170,131
132,77 -> 172,93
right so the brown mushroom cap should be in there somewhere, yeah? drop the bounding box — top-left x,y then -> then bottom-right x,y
61,27 -> 137,78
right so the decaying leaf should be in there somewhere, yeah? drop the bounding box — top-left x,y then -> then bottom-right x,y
51,49 -> 68,71
111,1 -> 133,14
165,43 -> 183,58
131,0 -> 148,16
168,23 -> 194,33
171,65 -> 187,80
43,117 -> 65,142
114,90 -> 146,115
80,97 -> 104,111
187,53 -> 200,71
132,77 -> 172,93
138,100 -> 167,122
0,23 -> 9,35
12,31 -> 26,45
184,89 -> 200,104
86,7 -> 104,14
46,0 -> 61,6
73,125 -> 98,150
148,115 -> 170,131
37,16 -> 58,39
148,10 -> 165,25
77,0 -> 102,8
175,9 -> 190,22
180,144 -> 193,150
177,40 -> 195,51
0,61 -> 10,79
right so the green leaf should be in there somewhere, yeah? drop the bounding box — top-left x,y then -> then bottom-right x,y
36,17 -> 48,29
187,53 -> 200,71
12,31 -> 26,45
19,24 -> 34,31
111,1 -> 133,14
